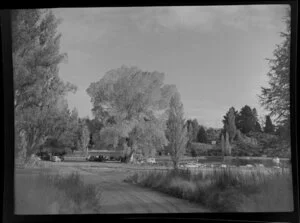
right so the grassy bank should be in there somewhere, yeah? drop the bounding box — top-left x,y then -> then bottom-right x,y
15,171 -> 102,214
125,168 -> 293,212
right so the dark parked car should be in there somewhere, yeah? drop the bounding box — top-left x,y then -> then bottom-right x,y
87,155 -> 96,161
37,152 -> 50,161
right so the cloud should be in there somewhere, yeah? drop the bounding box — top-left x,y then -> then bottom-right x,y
133,5 -> 288,33
54,8 -> 109,48
54,5 -> 289,40
220,5 -> 288,31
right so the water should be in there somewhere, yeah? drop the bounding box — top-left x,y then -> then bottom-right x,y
196,156 -> 291,168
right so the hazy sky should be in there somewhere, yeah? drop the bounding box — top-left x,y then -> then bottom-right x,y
53,5 -> 289,128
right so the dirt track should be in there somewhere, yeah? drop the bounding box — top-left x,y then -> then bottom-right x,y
15,162 -> 209,213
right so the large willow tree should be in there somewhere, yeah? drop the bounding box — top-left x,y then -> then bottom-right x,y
86,66 -> 178,162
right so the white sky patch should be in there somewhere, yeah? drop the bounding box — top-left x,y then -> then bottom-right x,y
66,89 -> 93,118
59,49 -> 94,86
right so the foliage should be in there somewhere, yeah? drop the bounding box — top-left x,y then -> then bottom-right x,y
13,9 -> 77,159
206,128 -> 221,143
85,118 -> 104,148
259,8 -> 291,128
254,121 -> 262,132
186,119 -> 200,146
220,131 -> 232,156
55,108 -> 80,151
222,107 -> 237,142
246,131 -> 279,149
220,134 -> 225,155
80,124 -> 90,155
197,126 -> 208,143
252,108 -> 262,132
86,66 -> 177,161
189,142 -> 214,156
165,93 -> 188,170
231,140 -> 261,157
236,105 -> 259,134
264,115 -> 275,134
225,131 -> 232,156
275,123 -> 291,141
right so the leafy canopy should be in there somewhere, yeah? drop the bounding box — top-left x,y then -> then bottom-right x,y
87,66 -> 178,160
259,8 -> 291,126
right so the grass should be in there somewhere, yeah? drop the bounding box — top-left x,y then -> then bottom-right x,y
15,170 -> 102,214
125,167 -> 293,212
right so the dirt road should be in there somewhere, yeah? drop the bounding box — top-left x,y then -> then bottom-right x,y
15,162 -> 209,213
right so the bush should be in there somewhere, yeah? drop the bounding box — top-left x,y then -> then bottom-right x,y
247,132 -> 279,149
232,131 -> 291,158
189,143 -> 221,156
206,148 -> 223,156
231,141 -> 261,157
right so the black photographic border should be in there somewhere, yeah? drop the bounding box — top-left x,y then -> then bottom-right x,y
1,0 -> 299,222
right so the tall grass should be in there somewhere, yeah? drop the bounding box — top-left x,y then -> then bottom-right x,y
15,171 -> 102,214
125,168 -> 293,212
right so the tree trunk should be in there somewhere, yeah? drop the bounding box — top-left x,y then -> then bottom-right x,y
172,158 -> 179,171
123,149 -> 135,163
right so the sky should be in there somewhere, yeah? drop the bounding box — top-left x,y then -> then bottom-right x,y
53,5 -> 289,128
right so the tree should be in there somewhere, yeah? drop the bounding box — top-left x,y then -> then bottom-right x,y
220,134 -> 225,155
264,115 -> 275,134
255,122 -> 262,132
86,66 -> 177,162
197,126 -> 208,143
13,9 -> 77,160
165,93 -> 188,170
236,105 -> 257,134
223,107 -> 237,142
57,107 -> 80,152
225,132 -> 232,156
259,8 -> 290,129
85,118 -> 104,148
80,124 -> 90,156
186,119 -> 199,149
252,108 -> 262,132
206,127 -> 220,142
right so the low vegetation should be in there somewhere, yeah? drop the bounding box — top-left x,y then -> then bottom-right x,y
125,168 -> 293,212
15,171 -> 102,214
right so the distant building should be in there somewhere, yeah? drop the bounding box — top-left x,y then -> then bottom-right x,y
211,141 -> 216,145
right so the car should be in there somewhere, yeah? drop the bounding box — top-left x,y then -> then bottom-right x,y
87,155 -> 96,161
40,153 -> 50,161
272,157 -> 280,165
146,157 -> 156,164
51,156 -> 62,162
95,155 -> 105,162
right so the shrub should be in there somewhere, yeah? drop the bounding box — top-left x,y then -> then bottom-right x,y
247,132 -> 278,148
206,148 -> 223,156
